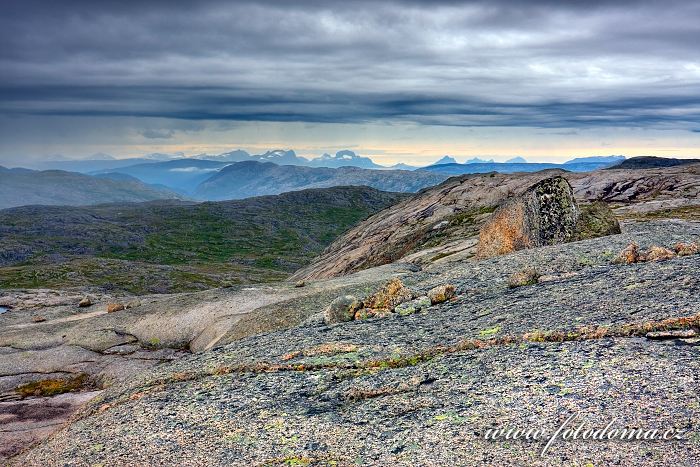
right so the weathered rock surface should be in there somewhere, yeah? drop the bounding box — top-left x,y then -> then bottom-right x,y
9,219 -> 700,466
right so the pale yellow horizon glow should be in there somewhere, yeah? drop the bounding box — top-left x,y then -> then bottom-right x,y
2,118 -> 700,166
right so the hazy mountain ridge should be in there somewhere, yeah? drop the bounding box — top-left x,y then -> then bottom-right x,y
90,159 -> 231,194
421,159 -> 621,175
0,166 -> 182,209
194,161 -> 450,200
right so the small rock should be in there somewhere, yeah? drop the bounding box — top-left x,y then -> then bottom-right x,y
78,296 -> 92,307
32,316 -> 46,323
294,280 -> 306,288
674,242 -> 699,256
125,300 -> 141,309
612,242 -> 639,264
324,295 -> 362,324
427,285 -> 456,305
107,303 -> 125,313
646,329 -> 697,340
644,246 -> 676,262
507,268 -> 540,288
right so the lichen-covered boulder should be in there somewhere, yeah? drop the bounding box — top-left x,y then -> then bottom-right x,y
476,177 -> 578,258
324,295 -> 362,324
477,176 -> 620,258
574,202 -> 621,240
507,268 -> 540,288
363,278 -> 413,312
427,285 -> 456,305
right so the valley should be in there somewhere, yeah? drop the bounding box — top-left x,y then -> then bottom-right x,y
0,187 -> 407,293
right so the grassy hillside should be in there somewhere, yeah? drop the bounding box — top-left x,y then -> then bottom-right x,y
0,186 -> 408,293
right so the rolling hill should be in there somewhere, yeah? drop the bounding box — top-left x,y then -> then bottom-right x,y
0,186 -> 409,293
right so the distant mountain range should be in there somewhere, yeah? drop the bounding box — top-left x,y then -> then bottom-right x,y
92,159 -> 231,194
194,161 -> 449,200
2,152 -> 657,210
0,166 -> 181,209
421,155 -> 626,176
431,156 -> 458,165
29,150 -> 631,174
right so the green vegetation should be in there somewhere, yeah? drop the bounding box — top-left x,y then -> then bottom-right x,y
479,326 -> 502,337
620,204 -> 700,222
574,202 -> 622,240
0,187 -> 407,293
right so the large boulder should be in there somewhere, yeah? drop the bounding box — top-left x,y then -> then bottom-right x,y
324,295 -> 362,324
477,176 -> 619,258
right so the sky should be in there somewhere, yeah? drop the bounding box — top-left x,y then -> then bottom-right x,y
1,0 -> 700,166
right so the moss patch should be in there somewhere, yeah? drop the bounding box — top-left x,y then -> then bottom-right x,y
15,373 -> 89,398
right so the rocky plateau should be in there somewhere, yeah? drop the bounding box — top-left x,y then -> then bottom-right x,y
1,164 -> 700,465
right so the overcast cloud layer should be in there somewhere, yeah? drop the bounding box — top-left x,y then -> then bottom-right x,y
1,0 -> 700,162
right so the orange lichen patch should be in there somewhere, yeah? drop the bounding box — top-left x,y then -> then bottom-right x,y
171,372 -> 192,382
363,277 -> 413,311
129,392 -> 146,401
212,365 -> 234,376
346,381 -> 415,402
644,245 -> 676,262
304,342 -> 358,356
354,308 -> 378,320
612,242 -> 640,264
98,403 -> 112,413
15,373 -> 88,398
280,351 -> 302,361
477,203 -> 533,258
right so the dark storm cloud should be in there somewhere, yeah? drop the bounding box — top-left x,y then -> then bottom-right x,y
1,0 -> 700,129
